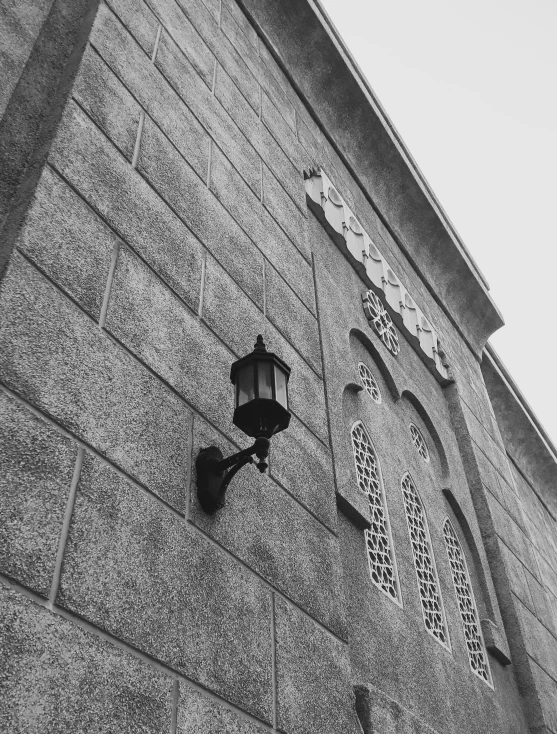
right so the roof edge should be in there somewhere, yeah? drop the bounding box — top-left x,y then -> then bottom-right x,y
238,0 -> 504,356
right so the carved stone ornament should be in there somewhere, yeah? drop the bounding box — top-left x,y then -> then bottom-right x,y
305,169 -> 450,382
362,290 -> 400,356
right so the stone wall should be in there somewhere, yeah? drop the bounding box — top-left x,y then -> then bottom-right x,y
1,1 -> 555,733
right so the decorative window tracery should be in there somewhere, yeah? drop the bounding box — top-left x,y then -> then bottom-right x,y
401,473 -> 448,646
351,423 -> 400,603
410,423 -> 429,462
362,290 -> 400,356
358,362 -> 381,403
443,519 -> 491,683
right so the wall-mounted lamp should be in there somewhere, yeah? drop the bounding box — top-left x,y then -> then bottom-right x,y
196,335 -> 291,513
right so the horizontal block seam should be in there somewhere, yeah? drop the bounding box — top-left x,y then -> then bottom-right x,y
102,0 -> 308,222
0,391 -> 344,641
511,590 -> 557,648
0,573 -> 275,732
6,251 -> 335,531
67,92 -> 321,374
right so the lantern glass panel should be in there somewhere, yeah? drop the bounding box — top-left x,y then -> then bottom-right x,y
258,360 -> 273,399
275,367 -> 288,408
237,364 -> 255,406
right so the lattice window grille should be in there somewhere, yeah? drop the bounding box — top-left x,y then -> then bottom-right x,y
351,423 -> 400,603
362,290 -> 400,356
410,424 -> 429,462
358,362 -> 382,403
443,520 -> 491,684
401,473 -> 449,646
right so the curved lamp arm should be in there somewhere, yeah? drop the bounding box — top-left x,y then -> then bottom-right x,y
196,437 -> 270,514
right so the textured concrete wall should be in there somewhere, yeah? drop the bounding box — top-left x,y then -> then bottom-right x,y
0,0 -> 554,732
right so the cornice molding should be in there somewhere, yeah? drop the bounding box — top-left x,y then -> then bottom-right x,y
237,0 -> 505,357
306,169 -> 450,383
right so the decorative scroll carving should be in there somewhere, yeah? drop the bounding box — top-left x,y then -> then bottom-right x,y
305,169 -> 450,382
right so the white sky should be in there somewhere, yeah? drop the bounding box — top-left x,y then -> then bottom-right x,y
319,0 -> 557,445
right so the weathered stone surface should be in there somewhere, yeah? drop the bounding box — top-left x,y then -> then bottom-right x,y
214,62 -> 305,214
261,91 -> 302,172
0,253 -> 190,512
137,112 -> 263,308
0,392 -> 76,597
202,253 -> 265,356
174,0 -> 259,112
59,453 -> 273,721
0,587 -> 174,733
265,322 -> 328,444
209,145 -> 315,313
221,0 -> 258,50
16,166 -> 116,320
155,30 -> 260,196
190,417 -> 344,635
177,685 -> 268,734
73,44 -> 141,161
275,596 -> 361,734
48,101 -> 203,312
262,162 -> 308,260
105,246 -> 244,446
91,3 -> 210,179
270,413 -> 336,531
265,262 -> 321,374
105,0 -> 160,59
355,683 -> 441,734
143,0 -> 215,87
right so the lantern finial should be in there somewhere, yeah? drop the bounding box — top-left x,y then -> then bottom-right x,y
254,334 -> 267,352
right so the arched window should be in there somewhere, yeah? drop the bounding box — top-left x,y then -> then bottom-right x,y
410,423 -> 429,462
351,423 -> 400,603
443,519 -> 491,684
358,362 -> 381,403
401,473 -> 449,646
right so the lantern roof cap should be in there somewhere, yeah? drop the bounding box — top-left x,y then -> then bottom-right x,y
230,335 -> 291,383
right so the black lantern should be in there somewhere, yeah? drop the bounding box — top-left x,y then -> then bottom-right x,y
196,335 -> 291,513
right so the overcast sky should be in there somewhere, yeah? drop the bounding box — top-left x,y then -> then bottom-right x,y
318,0 -> 557,445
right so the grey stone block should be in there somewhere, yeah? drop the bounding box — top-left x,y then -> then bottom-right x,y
265,322 -> 328,444
0,392 -> 76,596
0,253 -> 190,512
209,146 -> 315,313
190,417 -> 345,635
174,0 -> 259,113
262,91 -> 302,172
265,262 -> 321,374
199,0 -> 220,22
16,166 -> 116,320
0,587 -> 173,733
59,453 -> 273,721
105,246 -> 244,446
202,253 -> 265,356
177,685 -> 268,734
275,596 -> 361,734
155,31 -> 260,196
263,163 -> 309,260
91,3 -> 210,180
73,44 -> 141,161
222,0 -> 258,50
270,413 -> 336,531
143,0 -> 215,88
214,63 -> 305,214
136,112 -> 263,308
258,41 -> 297,132
48,101 -> 203,312
355,683 -> 441,734
105,0 -> 160,59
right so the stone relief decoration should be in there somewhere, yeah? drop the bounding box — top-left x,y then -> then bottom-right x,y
358,362 -> 381,403
362,290 -> 400,356
410,423 -> 429,463
401,473 -> 449,646
305,169 -> 450,384
352,423 -> 400,603
443,519 -> 491,684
